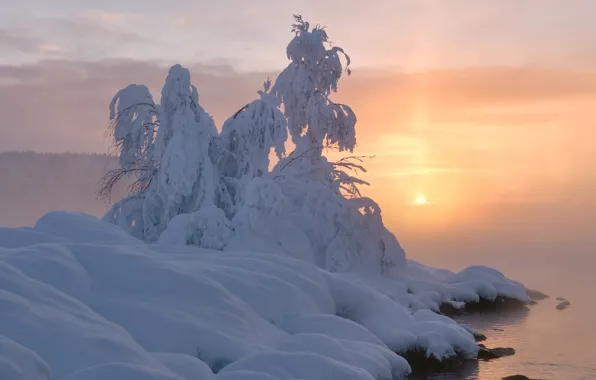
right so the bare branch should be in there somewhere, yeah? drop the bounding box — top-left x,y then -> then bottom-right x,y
97,166 -> 156,203
277,146 -> 323,172
232,104 -> 250,119
328,154 -> 375,198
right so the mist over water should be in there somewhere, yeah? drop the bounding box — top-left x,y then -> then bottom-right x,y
0,152 -> 126,227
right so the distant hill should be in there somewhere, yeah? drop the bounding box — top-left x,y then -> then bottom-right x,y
0,151 -> 129,227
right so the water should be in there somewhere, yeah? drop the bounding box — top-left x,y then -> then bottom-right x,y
429,301 -> 596,379
406,248 -> 596,380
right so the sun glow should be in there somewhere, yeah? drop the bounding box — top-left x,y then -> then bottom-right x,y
414,194 -> 428,205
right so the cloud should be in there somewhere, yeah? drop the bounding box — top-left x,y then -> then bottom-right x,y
4,1 -> 596,70
0,27 -> 40,53
37,18 -> 153,59
79,10 -> 146,25
1,59 -> 595,152
0,60 -> 273,153
0,16 -> 158,64
39,43 -> 68,58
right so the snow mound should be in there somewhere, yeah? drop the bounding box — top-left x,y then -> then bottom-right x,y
0,336 -> 51,380
218,351 -> 374,380
281,314 -> 385,347
152,353 -> 215,380
405,260 -> 530,306
61,363 -> 183,380
323,272 -> 478,359
0,212 -> 530,379
0,227 -> 67,248
35,211 -> 141,245
443,265 -> 531,303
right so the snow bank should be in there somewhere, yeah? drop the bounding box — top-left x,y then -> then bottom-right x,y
443,265 -> 530,303
405,260 -> 530,306
0,212 -> 529,379
35,211 -> 140,245
323,272 -> 478,359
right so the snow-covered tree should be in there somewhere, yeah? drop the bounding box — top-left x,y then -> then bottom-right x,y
101,15 -> 407,274
102,65 -> 218,243
108,84 -> 158,172
155,65 -> 217,161
260,16 -> 403,273
269,15 -> 363,208
102,194 -> 145,240
101,84 -> 159,199
210,79 -> 287,218
158,205 -> 232,249
272,15 -> 355,161
147,65 -> 217,241
101,85 -> 159,239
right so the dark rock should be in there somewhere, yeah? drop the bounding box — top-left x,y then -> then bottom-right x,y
400,348 -> 466,374
439,302 -> 464,316
440,296 -> 528,316
477,346 -> 515,360
502,375 -> 539,380
526,288 -> 549,301
196,349 -> 229,373
556,300 -> 571,310
465,296 -> 528,312
402,344 -> 518,376
473,332 -> 487,342
491,347 -> 515,357
477,347 -> 497,360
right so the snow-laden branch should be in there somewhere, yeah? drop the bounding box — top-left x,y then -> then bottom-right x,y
100,16 -> 406,275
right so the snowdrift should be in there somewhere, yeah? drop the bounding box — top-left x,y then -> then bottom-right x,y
0,212 -> 530,380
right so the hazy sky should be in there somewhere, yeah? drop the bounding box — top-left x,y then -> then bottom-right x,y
2,1 -> 596,68
1,1 -> 595,265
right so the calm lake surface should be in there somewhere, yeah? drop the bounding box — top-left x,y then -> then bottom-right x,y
407,246 -> 596,380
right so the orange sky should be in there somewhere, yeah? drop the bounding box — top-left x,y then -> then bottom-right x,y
322,68 -> 596,240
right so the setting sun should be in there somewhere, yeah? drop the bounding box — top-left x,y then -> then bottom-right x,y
414,194 -> 428,205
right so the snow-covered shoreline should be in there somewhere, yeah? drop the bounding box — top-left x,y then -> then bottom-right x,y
0,212 -> 530,380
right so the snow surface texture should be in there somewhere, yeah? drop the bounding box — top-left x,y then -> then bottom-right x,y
0,212 -> 530,380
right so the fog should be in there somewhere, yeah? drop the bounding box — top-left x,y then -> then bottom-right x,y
0,151 -> 126,227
